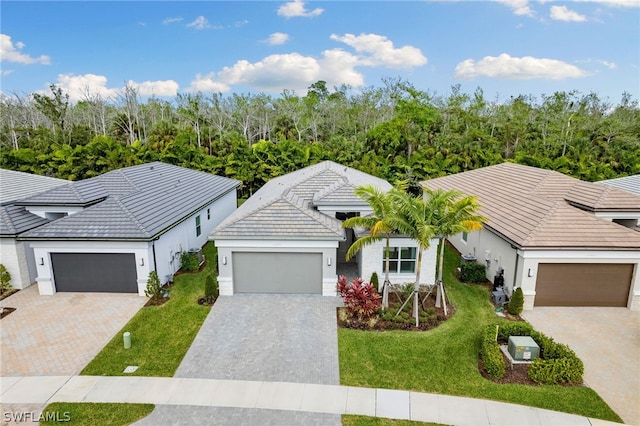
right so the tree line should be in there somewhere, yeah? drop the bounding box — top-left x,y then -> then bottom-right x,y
1,80 -> 638,197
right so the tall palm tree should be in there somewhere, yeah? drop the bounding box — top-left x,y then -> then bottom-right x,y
387,190 -> 438,326
424,188 -> 485,316
342,185 -> 397,308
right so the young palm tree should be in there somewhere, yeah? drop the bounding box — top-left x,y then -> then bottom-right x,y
424,188 -> 485,316
342,185 -> 397,308
387,190 -> 438,326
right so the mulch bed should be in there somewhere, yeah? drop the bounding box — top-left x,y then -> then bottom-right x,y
0,289 -> 18,302
478,355 -> 537,385
0,307 -> 17,319
337,290 -> 455,331
144,282 -> 174,307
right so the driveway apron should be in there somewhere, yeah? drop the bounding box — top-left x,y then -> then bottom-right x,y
176,294 -> 342,385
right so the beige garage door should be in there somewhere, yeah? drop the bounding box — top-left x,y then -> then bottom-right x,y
535,263 -> 633,307
233,252 -> 322,294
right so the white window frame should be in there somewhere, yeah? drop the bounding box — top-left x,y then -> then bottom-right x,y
383,246 -> 417,274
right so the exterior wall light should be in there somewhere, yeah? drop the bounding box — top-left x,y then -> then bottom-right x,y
528,268 -> 534,277
222,256 -> 227,265
327,257 -> 332,266
39,257 -> 44,265
139,258 -> 144,266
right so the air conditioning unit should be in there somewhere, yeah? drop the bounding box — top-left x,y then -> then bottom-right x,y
508,336 -> 539,361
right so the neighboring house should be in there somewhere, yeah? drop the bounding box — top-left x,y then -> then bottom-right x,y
422,162 -> 640,311
11,162 -> 239,296
211,161 -> 437,296
0,169 -> 67,290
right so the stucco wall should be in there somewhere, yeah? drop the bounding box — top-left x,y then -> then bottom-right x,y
0,238 -> 33,290
153,189 -> 237,284
360,237 -> 438,291
214,239 -> 339,296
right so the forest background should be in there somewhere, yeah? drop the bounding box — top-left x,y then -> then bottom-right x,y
1,79 -> 638,197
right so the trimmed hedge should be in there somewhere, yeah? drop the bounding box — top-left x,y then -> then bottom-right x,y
507,287 -> 524,315
460,262 -> 486,283
483,322 -> 584,385
480,325 -> 505,379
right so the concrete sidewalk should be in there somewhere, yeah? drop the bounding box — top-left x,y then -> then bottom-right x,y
0,375 -> 625,426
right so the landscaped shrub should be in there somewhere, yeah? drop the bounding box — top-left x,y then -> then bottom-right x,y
460,262 -> 486,283
507,287 -> 524,315
205,274 -> 218,298
481,325 -> 505,379
144,271 -> 163,300
337,275 -> 381,321
493,322 -> 584,385
0,264 -> 12,295
496,321 -> 534,340
180,251 -> 200,272
370,272 -> 379,290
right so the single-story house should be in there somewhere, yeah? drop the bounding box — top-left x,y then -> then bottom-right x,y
9,162 -> 239,295
422,162 -> 640,310
598,174 -> 640,197
0,169 -> 68,289
211,160 -> 437,296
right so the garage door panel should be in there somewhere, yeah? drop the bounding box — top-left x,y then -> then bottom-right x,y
52,253 -> 138,293
535,263 -> 633,307
233,252 -> 321,294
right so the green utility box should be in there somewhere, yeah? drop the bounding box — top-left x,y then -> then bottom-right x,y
508,336 -> 539,361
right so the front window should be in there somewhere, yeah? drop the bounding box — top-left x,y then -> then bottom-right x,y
462,231 -> 468,242
195,215 -> 201,237
383,246 -> 417,274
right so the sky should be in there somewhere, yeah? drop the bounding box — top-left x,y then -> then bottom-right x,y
1,0 -> 639,104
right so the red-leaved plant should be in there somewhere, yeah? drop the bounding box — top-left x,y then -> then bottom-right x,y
337,275 -> 382,321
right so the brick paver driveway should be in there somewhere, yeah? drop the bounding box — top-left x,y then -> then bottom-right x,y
523,307 -> 640,426
0,285 -> 147,376
135,294 -> 343,425
177,294 -> 342,384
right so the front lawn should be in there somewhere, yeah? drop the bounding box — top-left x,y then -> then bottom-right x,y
81,242 -> 217,377
40,403 -> 153,426
338,244 -> 622,423
342,415 -> 442,426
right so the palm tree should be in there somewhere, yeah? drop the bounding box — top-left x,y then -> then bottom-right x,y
387,190 -> 438,326
424,188 -> 485,316
342,185 -> 397,308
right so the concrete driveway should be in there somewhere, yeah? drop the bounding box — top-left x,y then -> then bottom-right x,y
523,307 -> 640,426
0,285 -> 147,376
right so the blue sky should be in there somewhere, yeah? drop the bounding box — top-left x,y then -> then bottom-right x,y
1,1 -> 638,103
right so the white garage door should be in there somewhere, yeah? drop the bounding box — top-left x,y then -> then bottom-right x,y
233,252 -> 322,294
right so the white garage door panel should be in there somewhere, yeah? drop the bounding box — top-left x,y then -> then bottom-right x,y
233,252 -> 322,294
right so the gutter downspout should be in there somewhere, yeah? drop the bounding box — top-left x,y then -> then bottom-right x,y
512,249 -> 520,293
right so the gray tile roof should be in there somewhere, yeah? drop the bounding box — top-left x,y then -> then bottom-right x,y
19,162 -> 239,241
421,162 -> 640,250
212,161 -> 392,240
0,205 -> 50,236
598,174 -> 640,197
0,169 -> 67,205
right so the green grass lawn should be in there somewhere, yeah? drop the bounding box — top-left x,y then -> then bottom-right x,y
339,244 -> 622,423
342,415 -> 442,426
81,242 -> 217,377
40,403 -> 153,426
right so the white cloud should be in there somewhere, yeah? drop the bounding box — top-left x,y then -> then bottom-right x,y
163,17 -> 183,25
235,20 -> 249,27
187,16 -> 211,30
186,73 -> 231,93
550,5 -> 588,21
575,0 -> 639,7
186,33 -> 425,93
454,53 -> 589,80
277,0 -> 324,18
330,33 -> 427,68
0,34 -> 50,65
597,60 -> 617,69
46,74 -> 178,102
263,32 -> 290,45
496,0 -> 534,16
1,69 -> 14,76
127,79 -> 179,97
